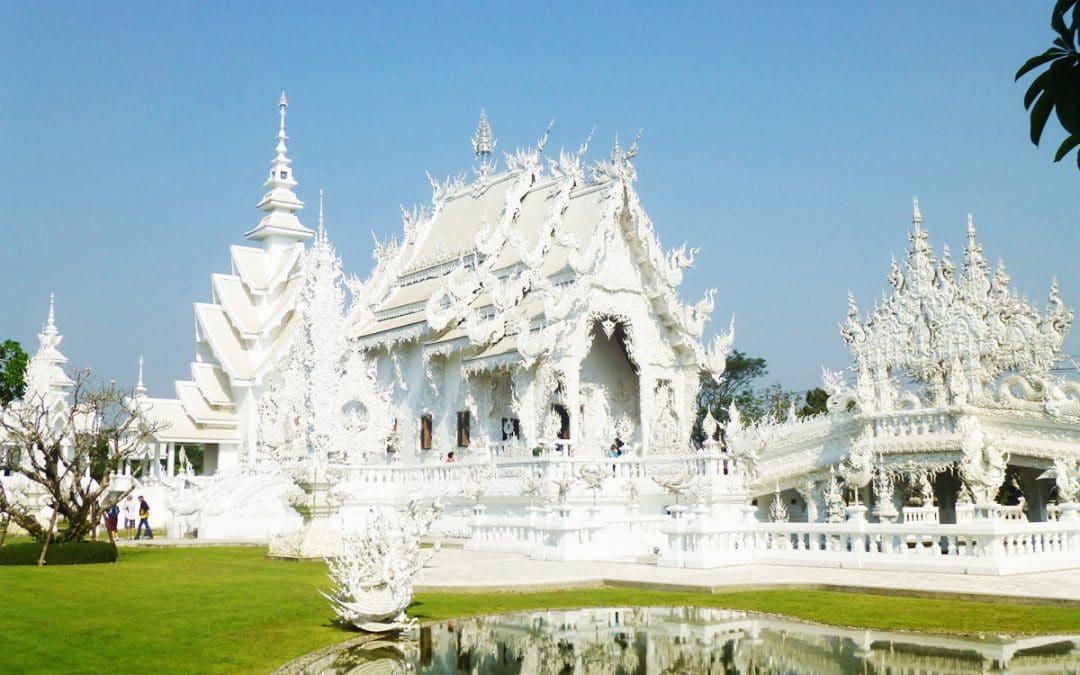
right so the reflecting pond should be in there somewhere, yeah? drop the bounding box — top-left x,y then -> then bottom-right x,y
300,606 -> 1080,674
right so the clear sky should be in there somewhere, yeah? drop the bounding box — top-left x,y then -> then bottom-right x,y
3,1 -> 1078,397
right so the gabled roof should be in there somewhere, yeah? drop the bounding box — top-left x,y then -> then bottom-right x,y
138,397 -> 239,444
352,130 -> 727,380
190,362 -> 234,408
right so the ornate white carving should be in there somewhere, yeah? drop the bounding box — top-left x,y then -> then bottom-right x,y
769,489 -> 789,523
1040,457 -> 1080,503
322,498 -> 442,632
840,208 -> 1072,414
824,468 -> 846,523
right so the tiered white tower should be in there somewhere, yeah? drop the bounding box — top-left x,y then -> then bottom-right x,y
141,94 -> 311,472
23,293 -> 75,413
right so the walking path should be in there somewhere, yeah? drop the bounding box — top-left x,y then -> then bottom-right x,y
415,547 -> 1080,604
115,537 -> 1080,604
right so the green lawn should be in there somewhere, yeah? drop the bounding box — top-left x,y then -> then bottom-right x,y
3,545 -> 1080,674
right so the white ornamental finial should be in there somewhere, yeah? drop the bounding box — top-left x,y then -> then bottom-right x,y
134,356 -> 147,398
246,92 -> 311,244
472,108 -> 497,179
278,91 -> 288,139
912,196 -> 922,230
472,108 -> 495,157
967,212 -> 976,243
318,188 -> 325,235
45,292 -> 57,336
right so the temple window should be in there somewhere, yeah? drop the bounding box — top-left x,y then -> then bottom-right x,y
280,170 -> 288,179
457,411 -> 471,447
420,414 -> 433,450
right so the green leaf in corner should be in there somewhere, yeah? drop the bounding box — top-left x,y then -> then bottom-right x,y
1053,134 -> 1080,161
1017,49 -> 1067,81
1030,90 -> 1056,146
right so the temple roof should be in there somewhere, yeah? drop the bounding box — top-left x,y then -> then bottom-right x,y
138,396 -> 240,444
352,115 -> 729,381
145,96 -> 309,446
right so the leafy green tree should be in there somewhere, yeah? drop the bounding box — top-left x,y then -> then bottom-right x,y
1016,0 -> 1080,168
696,350 -> 768,427
695,350 -> 806,444
797,387 -> 829,418
0,340 -> 28,405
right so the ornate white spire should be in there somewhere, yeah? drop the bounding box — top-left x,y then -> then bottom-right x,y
318,188 -> 325,236
912,196 -> 922,230
24,293 -> 74,404
134,356 -> 147,398
472,108 -> 497,179
245,92 -> 313,245
44,292 -> 57,338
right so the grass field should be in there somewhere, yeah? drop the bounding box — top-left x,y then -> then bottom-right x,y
3,545 -> 1080,674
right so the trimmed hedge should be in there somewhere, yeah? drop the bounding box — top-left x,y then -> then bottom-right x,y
0,540 -> 117,565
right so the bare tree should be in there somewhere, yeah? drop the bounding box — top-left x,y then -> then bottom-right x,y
0,370 -> 164,563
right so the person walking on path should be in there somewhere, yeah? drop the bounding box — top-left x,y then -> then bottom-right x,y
104,502 -> 120,545
122,495 -> 137,539
135,496 -> 153,540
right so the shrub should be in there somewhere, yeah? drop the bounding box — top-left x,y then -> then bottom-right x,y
0,541 -> 117,565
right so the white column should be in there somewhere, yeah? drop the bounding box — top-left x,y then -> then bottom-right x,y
166,443 -> 176,476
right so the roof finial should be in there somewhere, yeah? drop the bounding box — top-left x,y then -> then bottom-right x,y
278,91 -> 288,140
317,188 -> 326,237
46,292 -> 56,333
134,356 -> 147,398
912,196 -> 922,230
472,108 -> 497,180
967,212 -> 976,242
246,92 -> 311,244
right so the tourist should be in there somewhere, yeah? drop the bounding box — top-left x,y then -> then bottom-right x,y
122,495 -> 137,539
135,495 -> 153,540
104,502 -> 120,544
446,451 -> 456,463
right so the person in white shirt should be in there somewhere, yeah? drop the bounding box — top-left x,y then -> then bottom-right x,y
122,495 -> 137,539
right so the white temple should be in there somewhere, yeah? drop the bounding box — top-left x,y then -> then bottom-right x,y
121,98 -> 740,551
11,95 -> 1080,575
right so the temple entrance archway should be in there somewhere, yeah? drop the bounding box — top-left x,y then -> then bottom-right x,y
578,319 -> 641,456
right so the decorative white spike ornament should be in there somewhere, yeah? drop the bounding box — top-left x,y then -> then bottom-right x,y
246,92 -> 311,244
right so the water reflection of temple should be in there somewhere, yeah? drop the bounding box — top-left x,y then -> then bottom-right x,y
299,607 -> 1080,674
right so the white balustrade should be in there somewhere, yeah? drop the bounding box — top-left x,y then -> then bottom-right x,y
659,512 -> 1080,575
901,505 -> 939,524
956,503 -> 1027,524
870,411 -> 955,441
339,452 -> 744,499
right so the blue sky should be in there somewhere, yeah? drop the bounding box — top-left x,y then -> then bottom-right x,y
2,1 -> 1078,397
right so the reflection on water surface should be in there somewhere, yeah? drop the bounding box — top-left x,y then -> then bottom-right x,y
302,606 -> 1080,674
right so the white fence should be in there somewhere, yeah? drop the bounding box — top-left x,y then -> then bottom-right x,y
465,508 -> 670,561
339,452 -> 745,502
660,505 -> 1080,575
